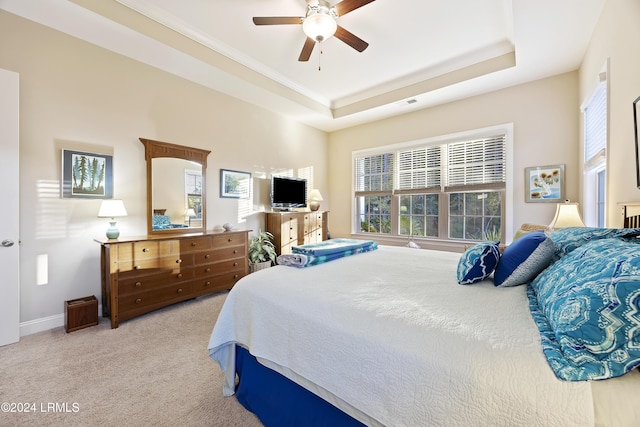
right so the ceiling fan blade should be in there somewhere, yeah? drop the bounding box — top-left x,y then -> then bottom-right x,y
335,26 -> 369,52
252,17 -> 303,25
334,0 -> 376,16
298,37 -> 316,62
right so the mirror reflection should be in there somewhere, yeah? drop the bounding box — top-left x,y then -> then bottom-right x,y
151,158 -> 203,230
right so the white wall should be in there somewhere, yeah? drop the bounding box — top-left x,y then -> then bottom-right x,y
328,72 -> 580,242
579,0 -> 640,226
0,11 -> 328,333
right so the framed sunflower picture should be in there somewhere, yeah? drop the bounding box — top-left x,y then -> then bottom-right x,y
524,164 -> 565,203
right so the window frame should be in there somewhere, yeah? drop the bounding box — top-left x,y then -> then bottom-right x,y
351,124 -> 514,247
581,66 -> 608,227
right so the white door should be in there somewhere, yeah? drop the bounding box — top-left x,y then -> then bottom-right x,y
0,69 -> 20,346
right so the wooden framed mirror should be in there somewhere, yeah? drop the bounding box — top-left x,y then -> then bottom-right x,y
140,138 -> 211,236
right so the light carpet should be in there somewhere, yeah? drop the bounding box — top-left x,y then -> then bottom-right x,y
0,292 -> 263,427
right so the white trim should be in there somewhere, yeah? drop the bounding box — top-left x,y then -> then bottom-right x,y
19,305 -> 103,336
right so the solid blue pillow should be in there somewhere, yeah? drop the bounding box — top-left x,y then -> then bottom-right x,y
494,231 -> 555,287
456,242 -> 500,285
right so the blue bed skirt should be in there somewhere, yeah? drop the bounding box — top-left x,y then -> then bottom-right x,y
234,346 -> 365,427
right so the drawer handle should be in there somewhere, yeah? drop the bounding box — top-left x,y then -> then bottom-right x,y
191,242 -> 197,247
176,259 -> 182,264
204,254 -> 211,259
135,298 -> 142,304
142,248 -> 149,252
135,282 -> 142,287
233,262 -> 238,267
233,249 -> 238,254
233,274 -> 239,279
177,273 -> 183,279
227,238 -> 233,242
177,288 -> 183,294
134,265 -> 141,270
205,268 -> 211,273
205,281 -> 211,287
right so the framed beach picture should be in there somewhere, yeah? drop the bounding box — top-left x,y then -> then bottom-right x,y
220,169 -> 251,199
61,149 -> 113,198
524,164 -> 565,203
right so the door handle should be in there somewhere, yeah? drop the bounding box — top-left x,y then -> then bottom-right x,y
1,240 -> 14,247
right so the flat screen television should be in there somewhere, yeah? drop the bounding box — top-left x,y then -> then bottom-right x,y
271,176 -> 307,210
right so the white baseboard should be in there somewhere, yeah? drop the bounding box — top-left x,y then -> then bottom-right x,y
19,313 -> 64,336
19,304 -> 103,337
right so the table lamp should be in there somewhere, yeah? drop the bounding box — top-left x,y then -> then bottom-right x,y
308,189 -> 324,211
98,199 -> 128,239
548,200 -> 586,230
185,208 -> 196,226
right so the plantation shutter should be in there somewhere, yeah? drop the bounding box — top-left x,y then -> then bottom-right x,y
444,135 -> 506,192
354,153 -> 394,194
395,146 -> 441,194
584,80 -> 607,171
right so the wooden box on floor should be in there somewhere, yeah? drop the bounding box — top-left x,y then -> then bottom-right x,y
64,295 -> 98,333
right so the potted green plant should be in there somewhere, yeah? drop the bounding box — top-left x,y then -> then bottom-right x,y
248,231 -> 277,273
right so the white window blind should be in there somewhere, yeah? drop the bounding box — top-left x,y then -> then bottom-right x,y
445,135 -> 506,190
584,81 -> 607,170
397,146 -> 441,191
355,153 -> 394,192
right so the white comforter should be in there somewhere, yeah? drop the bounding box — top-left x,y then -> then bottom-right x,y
208,245 -> 593,427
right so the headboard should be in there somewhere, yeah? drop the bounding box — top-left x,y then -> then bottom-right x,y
620,202 -> 640,227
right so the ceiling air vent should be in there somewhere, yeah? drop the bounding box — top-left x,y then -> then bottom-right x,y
396,98 -> 418,107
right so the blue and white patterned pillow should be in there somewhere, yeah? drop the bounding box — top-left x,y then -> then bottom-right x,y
548,227 -> 640,260
494,231 -> 555,287
528,237 -> 640,381
456,242 -> 500,285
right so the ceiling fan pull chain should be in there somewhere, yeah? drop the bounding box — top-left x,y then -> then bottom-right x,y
318,43 -> 323,71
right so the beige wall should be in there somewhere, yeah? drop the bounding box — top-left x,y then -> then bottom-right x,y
0,11 -> 328,330
2,0 -> 636,332
328,72 -> 580,243
579,0 -> 640,226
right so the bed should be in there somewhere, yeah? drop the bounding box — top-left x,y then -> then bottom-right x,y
208,228 -> 640,426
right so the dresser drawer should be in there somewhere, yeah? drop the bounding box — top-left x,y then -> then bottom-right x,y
180,236 -> 213,253
116,253 -> 195,274
119,282 -> 194,312
192,246 -> 245,266
118,269 -> 194,296
193,271 -> 245,296
195,258 -> 244,277
116,241 -> 180,261
213,233 -> 247,249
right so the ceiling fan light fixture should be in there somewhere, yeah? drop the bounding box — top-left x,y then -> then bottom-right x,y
303,4 -> 337,42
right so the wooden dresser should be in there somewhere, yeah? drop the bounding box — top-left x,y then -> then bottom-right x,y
265,211 -> 328,255
96,230 -> 249,328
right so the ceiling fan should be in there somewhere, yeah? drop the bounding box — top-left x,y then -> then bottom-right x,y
252,0 -> 376,62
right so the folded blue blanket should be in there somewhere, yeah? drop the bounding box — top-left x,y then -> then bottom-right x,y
292,238 -> 377,257
278,241 -> 378,268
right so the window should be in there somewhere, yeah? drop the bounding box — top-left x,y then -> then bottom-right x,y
582,71 -> 607,227
354,131 -> 508,243
355,153 -> 394,234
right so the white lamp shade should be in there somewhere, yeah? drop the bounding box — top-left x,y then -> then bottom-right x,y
548,202 -> 585,229
185,208 -> 196,217
98,199 -> 128,218
302,12 -> 337,42
308,189 -> 324,201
